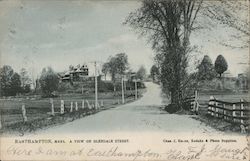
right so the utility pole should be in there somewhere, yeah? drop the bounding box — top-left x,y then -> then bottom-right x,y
124,78 -> 126,97
94,61 -> 98,109
135,80 -> 138,100
121,76 -> 125,104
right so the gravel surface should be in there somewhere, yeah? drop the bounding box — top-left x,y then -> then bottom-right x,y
37,82 -> 222,135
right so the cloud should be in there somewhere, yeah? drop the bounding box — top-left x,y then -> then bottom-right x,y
0,0 -> 248,78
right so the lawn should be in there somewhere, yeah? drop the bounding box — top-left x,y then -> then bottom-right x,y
198,93 -> 249,104
0,89 -> 143,128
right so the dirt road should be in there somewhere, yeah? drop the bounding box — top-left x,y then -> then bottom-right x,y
38,82 -> 221,135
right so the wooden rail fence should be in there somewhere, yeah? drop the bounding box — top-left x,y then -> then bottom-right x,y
208,96 -> 250,133
184,90 -> 199,113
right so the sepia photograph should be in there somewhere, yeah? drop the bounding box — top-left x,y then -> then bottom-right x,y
0,0 -> 249,160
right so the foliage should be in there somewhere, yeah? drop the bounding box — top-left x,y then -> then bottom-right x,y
101,62 -> 110,80
125,0 -> 202,110
57,82 -> 74,92
9,73 -> 22,95
102,53 -> 128,82
69,65 -> 74,71
0,65 -> 22,96
0,65 -> 13,96
136,66 -> 147,80
99,81 -> 115,92
244,67 -> 250,90
23,84 -> 31,93
39,67 -> 59,97
214,55 -> 228,78
20,68 -> 32,93
197,55 -> 216,80
102,53 -> 129,91
202,0 -> 249,48
150,65 -> 159,82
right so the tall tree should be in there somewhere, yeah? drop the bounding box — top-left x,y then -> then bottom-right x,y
20,68 -> 32,92
103,53 -> 129,91
125,0 -> 202,109
0,65 -> 14,96
39,67 -> 59,97
0,65 -> 22,96
150,65 -> 159,81
136,66 -> 147,80
101,62 -> 110,80
9,73 -> 22,96
215,55 -> 228,78
197,55 -> 216,80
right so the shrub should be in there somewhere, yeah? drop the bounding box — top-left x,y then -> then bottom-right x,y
164,104 -> 180,114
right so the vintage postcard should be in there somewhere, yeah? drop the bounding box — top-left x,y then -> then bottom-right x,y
0,0 -> 249,161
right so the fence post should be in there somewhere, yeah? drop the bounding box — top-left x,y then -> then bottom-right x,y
240,99 -> 244,124
214,101 -> 219,117
215,106 -> 219,118
240,124 -> 246,134
194,90 -> 198,112
50,98 -> 55,116
117,99 -> 120,105
75,102 -> 78,111
70,102 -> 73,112
21,104 -> 28,122
86,100 -> 91,110
60,100 -> 64,114
232,104 -> 236,122
190,101 -> 194,111
82,100 -> 85,109
223,104 -> 227,120
208,96 -> 214,116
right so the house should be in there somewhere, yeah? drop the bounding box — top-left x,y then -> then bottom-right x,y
60,65 -> 102,83
60,65 -> 89,82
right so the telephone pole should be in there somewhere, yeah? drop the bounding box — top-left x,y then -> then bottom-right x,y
135,80 -> 138,100
94,61 -> 98,108
121,76 -> 125,104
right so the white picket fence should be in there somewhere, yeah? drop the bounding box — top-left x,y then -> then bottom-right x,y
16,99 -> 106,123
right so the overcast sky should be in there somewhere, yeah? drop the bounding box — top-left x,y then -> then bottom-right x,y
0,0 -> 248,78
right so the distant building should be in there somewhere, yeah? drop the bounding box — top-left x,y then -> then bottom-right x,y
59,65 -> 102,83
237,73 -> 248,90
222,71 -> 236,81
60,65 -> 89,82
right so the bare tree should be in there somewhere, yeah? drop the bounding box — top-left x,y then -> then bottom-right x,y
202,0 -> 249,48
